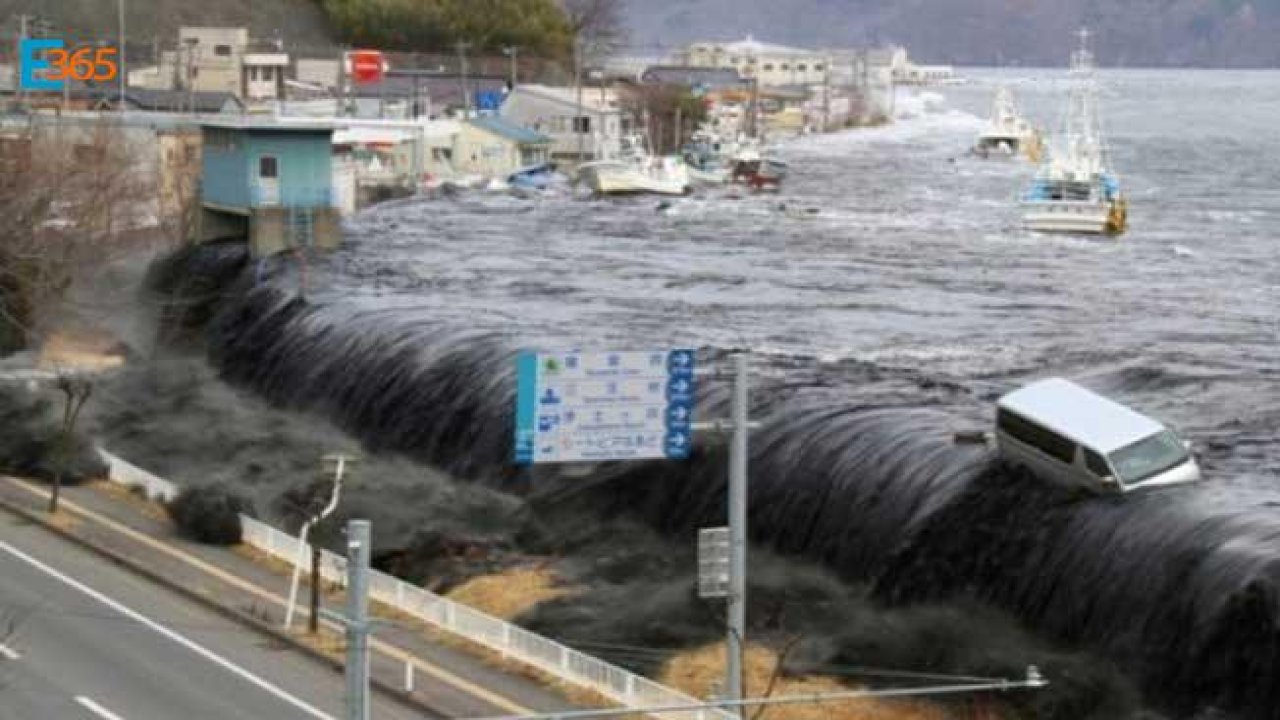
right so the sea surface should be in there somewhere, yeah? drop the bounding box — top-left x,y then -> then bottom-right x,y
320,69 -> 1279,489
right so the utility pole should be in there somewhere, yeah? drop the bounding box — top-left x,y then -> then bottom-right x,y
574,36 -> 584,161
182,37 -> 197,114
117,0 -> 126,111
14,14 -> 31,107
821,55 -> 831,132
726,353 -> 749,717
345,519 -> 371,720
455,41 -> 471,118
502,45 -> 518,89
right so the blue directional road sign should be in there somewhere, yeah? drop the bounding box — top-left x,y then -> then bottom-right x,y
515,349 -> 696,464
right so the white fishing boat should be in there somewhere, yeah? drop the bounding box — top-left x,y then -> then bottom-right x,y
1021,29 -> 1127,236
577,135 -> 691,196
974,86 -> 1043,162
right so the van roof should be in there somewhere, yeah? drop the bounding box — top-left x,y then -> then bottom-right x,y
997,378 -> 1165,454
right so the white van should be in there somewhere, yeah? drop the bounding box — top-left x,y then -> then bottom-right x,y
995,378 -> 1201,493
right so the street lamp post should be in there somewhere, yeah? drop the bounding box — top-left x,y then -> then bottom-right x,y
117,0 -> 126,112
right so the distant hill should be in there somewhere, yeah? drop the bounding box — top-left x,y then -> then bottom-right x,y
0,0 -> 337,58
621,0 -> 1280,67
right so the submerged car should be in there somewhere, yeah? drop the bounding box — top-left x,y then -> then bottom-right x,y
996,378 -> 1201,493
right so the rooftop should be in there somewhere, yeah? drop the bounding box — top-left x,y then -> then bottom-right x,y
641,66 -> 746,89
200,117 -> 342,133
508,84 -> 621,113
468,115 -> 551,145
998,378 -> 1167,454
691,36 -> 819,57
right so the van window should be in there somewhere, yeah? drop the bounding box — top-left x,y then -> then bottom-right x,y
998,409 -> 1075,463
1109,431 -> 1190,484
1083,448 -> 1111,477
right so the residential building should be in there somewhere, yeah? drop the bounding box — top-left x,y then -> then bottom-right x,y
639,66 -> 745,92
680,37 -> 829,88
500,84 -> 626,164
453,116 -> 551,177
197,119 -> 342,256
175,27 -> 248,96
147,27 -> 290,102
244,53 -> 290,100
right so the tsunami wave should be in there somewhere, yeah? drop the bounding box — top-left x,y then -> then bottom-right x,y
156,242 -> 1280,720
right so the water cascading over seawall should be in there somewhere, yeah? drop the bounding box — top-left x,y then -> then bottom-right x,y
158,247 -> 1280,719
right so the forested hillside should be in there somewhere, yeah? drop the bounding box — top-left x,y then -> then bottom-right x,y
0,0 -> 337,56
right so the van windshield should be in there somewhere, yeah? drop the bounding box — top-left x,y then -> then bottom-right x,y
1108,431 -> 1190,485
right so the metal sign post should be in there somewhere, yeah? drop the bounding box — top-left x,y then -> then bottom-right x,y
692,354 -> 756,717
726,352 -> 749,717
345,519 -> 371,720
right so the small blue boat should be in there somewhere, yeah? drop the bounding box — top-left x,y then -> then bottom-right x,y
508,163 -> 559,190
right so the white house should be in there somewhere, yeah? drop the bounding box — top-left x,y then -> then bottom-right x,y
500,84 -> 626,164
453,116 -> 552,178
680,36 -> 829,88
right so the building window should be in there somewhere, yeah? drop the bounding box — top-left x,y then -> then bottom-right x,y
249,67 -> 258,81
572,116 -> 591,133
258,155 -> 278,179
214,44 -> 232,56
780,63 -> 790,71
797,64 -> 807,71
762,63 -> 774,71
730,57 -> 740,65
815,64 -> 825,72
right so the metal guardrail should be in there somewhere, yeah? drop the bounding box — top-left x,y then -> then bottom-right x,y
97,449 -> 726,718
239,516 -> 727,720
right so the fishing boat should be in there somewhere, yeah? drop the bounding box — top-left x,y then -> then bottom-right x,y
577,135 -> 691,196
681,134 -> 732,186
730,147 -> 788,191
1021,29 -> 1127,236
974,86 -> 1043,162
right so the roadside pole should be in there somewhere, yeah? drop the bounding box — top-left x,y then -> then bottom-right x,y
283,454 -> 352,631
346,519 -> 371,720
726,353 -> 749,716
693,353 -> 754,717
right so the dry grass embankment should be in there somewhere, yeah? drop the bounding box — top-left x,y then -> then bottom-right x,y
444,564 -> 574,620
662,643 -> 953,720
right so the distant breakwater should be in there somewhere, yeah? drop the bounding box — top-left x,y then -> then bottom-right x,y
158,243 -> 1280,719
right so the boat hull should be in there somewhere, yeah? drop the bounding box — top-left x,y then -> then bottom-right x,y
1022,199 -> 1127,236
578,162 -> 690,197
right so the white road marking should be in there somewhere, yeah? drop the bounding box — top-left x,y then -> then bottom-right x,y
76,696 -> 127,720
0,541 -> 335,720
0,642 -> 20,660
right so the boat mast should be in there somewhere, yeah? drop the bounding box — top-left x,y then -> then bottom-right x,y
1059,28 -> 1106,177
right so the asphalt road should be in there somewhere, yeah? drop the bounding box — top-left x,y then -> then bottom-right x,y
0,513 -> 428,720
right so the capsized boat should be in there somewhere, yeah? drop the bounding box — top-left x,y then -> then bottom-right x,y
578,135 -> 691,196
1021,29 -> 1127,236
974,86 -> 1043,162
507,162 -> 561,191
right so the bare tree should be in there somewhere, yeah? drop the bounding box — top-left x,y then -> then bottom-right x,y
0,118 -> 153,352
48,373 -> 92,515
560,0 -> 627,55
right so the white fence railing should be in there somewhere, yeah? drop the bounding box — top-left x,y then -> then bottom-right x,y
98,450 -> 727,719
100,449 -> 179,502
239,516 -> 730,720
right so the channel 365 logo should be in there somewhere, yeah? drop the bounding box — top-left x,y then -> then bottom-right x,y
20,39 -> 119,91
